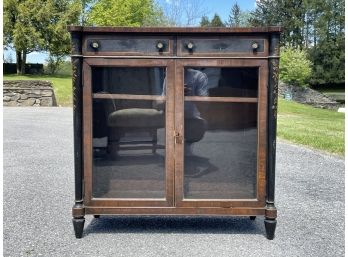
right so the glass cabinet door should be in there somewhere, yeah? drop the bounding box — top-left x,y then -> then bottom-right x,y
83,59 -> 174,207
174,60 -> 268,207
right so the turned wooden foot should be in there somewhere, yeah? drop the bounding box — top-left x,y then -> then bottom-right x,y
264,218 -> 277,240
249,216 -> 256,220
73,217 -> 85,239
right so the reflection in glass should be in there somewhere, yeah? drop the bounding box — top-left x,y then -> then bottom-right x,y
184,102 -> 258,199
91,67 -> 166,199
92,67 -> 166,95
185,67 -> 258,97
183,67 -> 258,200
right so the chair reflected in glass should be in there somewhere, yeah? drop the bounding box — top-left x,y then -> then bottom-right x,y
92,67 -> 210,159
92,67 -> 166,159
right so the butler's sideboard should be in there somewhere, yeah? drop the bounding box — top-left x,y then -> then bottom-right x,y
68,26 -> 281,239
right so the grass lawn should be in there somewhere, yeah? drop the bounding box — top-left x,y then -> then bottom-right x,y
4,74 -> 72,106
277,99 -> 344,156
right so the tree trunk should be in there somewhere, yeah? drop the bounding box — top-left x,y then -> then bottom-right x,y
16,51 -> 22,75
305,13 -> 309,48
20,50 -> 26,75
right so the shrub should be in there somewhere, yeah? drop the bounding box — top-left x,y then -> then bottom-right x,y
280,47 -> 312,87
45,55 -> 65,75
44,56 -> 71,76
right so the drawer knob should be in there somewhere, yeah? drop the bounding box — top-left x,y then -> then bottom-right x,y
156,41 -> 165,50
186,42 -> 194,50
90,41 -> 99,50
251,42 -> 259,50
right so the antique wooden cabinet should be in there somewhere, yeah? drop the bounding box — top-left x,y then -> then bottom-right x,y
68,26 -> 281,240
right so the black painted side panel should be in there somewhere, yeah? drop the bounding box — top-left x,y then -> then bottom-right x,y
71,32 -> 83,202
266,33 -> 280,204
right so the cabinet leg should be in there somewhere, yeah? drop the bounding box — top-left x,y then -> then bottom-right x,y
249,216 -> 256,220
264,218 -> 277,240
72,217 -> 85,239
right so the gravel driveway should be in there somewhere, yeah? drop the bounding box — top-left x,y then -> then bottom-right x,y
3,107 -> 345,257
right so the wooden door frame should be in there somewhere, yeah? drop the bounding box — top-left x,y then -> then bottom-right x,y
82,58 -> 175,207
174,59 -> 268,208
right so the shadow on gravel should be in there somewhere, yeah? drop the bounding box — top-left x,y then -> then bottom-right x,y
83,216 -> 265,236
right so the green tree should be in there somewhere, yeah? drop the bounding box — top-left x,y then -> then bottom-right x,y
238,11 -> 252,27
200,16 -> 210,27
309,37 -> 344,85
250,0 -> 345,85
87,0 -> 168,26
210,14 -> 225,27
249,0 -> 279,27
228,3 -> 241,27
45,55 -> 65,75
46,1 -> 81,74
280,48 -> 312,87
80,0 -> 97,25
4,0 -> 81,75
250,0 -> 306,48
308,0 -> 344,84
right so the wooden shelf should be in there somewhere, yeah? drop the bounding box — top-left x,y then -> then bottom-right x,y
93,93 -> 165,101
185,96 -> 258,103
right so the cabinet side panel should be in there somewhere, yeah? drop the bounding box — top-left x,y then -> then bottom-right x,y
71,31 -> 84,215
266,33 -> 280,211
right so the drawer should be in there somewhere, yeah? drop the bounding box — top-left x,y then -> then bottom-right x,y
178,36 -> 268,57
83,35 -> 174,56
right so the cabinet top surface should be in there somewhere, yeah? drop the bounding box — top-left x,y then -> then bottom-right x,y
67,26 -> 282,34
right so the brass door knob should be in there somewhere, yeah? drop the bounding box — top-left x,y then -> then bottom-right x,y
90,41 -> 99,50
251,42 -> 259,50
156,41 -> 165,50
186,42 -> 194,50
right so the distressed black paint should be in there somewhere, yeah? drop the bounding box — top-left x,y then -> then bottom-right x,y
72,217 -> 85,239
71,32 -> 82,55
264,32 -> 280,240
267,33 -> 280,205
68,26 -> 282,240
180,37 -> 265,54
71,31 -> 84,209
86,37 -> 170,54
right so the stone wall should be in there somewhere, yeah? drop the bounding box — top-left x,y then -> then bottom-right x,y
278,81 -> 341,110
3,80 -> 57,107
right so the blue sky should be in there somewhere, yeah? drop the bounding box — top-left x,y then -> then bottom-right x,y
4,0 -> 257,64
158,0 -> 257,22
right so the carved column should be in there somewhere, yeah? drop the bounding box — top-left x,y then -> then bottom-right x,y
265,32 -> 280,240
71,31 -> 85,238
